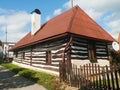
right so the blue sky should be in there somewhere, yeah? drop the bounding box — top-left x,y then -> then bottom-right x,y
0,0 -> 68,24
0,0 -> 66,11
0,0 -> 120,42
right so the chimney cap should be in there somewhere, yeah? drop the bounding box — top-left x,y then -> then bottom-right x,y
31,9 -> 41,14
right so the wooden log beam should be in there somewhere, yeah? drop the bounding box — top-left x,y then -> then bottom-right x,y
30,48 -> 32,66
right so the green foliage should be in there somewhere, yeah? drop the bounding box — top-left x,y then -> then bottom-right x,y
0,63 -> 62,90
110,51 -> 120,64
1,63 -> 24,73
0,40 -> 2,46
18,69 -> 36,80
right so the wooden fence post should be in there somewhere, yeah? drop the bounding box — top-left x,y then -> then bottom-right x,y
110,65 -> 115,90
114,65 -> 119,89
98,65 -> 102,89
106,65 -> 111,89
95,64 -> 98,89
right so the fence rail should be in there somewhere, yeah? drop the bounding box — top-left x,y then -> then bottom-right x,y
59,62 -> 120,90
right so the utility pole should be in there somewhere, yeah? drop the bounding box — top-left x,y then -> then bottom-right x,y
5,24 -> 8,61
5,24 -> 7,44
71,0 -> 73,8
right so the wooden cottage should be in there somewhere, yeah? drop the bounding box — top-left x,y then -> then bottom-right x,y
10,6 -> 115,72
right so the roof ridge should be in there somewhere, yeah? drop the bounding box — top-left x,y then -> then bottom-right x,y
66,6 -> 78,32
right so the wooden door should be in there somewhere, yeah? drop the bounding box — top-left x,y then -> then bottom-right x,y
88,42 -> 97,62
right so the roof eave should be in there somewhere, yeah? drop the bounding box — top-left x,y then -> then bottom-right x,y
10,33 -> 68,51
70,33 -> 115,43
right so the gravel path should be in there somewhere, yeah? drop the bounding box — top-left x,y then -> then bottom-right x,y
0,65 -> 47,90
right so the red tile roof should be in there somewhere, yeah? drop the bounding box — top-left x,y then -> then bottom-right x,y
10,6 -> 115,51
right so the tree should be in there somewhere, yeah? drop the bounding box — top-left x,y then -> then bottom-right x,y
0,40 -> 2,46
110,50 -> 120,65
0,40 -> 2,60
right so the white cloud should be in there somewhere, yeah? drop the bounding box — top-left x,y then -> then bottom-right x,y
53,8 -> 62,16
104,12 -> 120,22
85,9 -> 102,20
46,16 -> 51,21
63,0 -> 71,9
45,8 -> 62,22
0,8 -> 14,15
63,0 -> 120,19
0,8 -> 31,42
106,20 -> 120,39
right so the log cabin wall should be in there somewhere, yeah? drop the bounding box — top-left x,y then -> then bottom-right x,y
71,37 -> 88,60
70,36 -> 110,66
13,35 -> 110,71
96,42 -> 108,59
13,36 -> 68,71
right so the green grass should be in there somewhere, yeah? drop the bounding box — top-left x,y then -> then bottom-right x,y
0,62 -> 63,90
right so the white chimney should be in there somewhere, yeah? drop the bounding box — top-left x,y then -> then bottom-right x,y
31,9 -> 41,35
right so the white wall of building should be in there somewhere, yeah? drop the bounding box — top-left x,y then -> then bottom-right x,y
71,59 -> 110,67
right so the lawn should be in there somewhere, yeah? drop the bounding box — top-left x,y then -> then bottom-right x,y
0,62 -> 65,90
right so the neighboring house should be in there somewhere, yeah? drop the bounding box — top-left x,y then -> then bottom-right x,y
2,42 -> 15,60
10,6 -> 115,72
0,46 -> 3,59
0,40 -> 2,59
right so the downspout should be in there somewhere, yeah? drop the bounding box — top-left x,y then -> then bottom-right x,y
62,36 -> 72,62
61,7 -> 77,62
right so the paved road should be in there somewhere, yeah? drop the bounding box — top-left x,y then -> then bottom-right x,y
0,65 -> 47,90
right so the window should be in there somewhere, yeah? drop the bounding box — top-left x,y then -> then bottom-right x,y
22,52 -> 25,59
46,51 -> 51,64
15,52 -> 18,58
96,42 -> 108,59
88,42 -> 97,62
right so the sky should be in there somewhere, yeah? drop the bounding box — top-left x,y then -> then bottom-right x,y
0,0 -> 120,43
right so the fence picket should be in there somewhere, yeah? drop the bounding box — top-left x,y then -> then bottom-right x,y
106,65 -> 111,90
91,64 -> 94,89
86,65 -> 89,88
110,65 -> 115,90
89,64 -> 92,89
95,64 -> 98,89
98,65 -> 102,90
114,65 -> 119,89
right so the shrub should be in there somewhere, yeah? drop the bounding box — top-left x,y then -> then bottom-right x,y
18,69 -> 36,79
110,51 -> 120,64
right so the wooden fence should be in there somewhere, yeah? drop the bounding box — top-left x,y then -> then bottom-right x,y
59,62 -> 120,90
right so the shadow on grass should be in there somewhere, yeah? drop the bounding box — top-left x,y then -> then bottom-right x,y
0,66 -> 36,90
